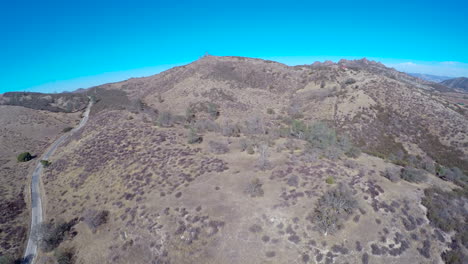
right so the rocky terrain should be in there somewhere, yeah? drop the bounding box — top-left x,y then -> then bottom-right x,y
1,56 -> 467,264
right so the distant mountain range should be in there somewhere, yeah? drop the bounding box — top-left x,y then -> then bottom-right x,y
408,73 -> 452,82
441,77 -> 468,91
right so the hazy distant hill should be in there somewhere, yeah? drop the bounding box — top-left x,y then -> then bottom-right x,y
441,77 -> 468,91
408,73 -> 452,82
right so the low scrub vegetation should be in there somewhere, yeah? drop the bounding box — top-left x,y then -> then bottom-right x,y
244,179 -> 264,198
310,184 -> 357,235
383,167 -> 400,182
54,248 -> 75,264
32,219 -> 77,252
422,188 -> 467,263
82,209 -> 109,233
187,128 -> 203,144
208,141 -> 229,154
400,167 -> 427,183
157,111 -> 174,127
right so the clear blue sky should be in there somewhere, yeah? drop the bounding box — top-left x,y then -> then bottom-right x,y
1,0 -> 467,93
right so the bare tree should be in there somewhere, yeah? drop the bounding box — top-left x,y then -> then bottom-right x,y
257,143 -> 271,170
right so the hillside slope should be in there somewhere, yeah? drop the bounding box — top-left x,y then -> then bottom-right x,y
11,56 -> 468,264
441,77 -> 468,91
0,106 -> 82,261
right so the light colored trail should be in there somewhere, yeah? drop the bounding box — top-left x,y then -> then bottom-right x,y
22,101 -> 92,264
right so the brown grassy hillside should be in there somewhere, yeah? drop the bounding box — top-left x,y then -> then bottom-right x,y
33,56 -> 467,264
0,106 -> 82,260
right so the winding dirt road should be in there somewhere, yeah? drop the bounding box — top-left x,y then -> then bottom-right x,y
22,101 -> 92,264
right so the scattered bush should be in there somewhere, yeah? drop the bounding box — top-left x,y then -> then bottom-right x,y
187,128 -> 203,144
208,141 -> 229,154
54,248 -> 75,264
326,176 -> 335,184
222,120 -> 241,137
246,145 -> 255,155
266,108 -> 275,114
311,183 -> 357,235
40,160 -> 51,167
422,188 -> 467,263
82,209 -> 109,233
344,78 -> 356,85
33,220 -> 77,252
157,111 -> 173,127
323,147 -> 343,160
207,103 -> 220,119
383,167 -> 401,182
185,106 -> 195,124
62,127 -> 73,133
345,146 -> 362,158
245,115 -> 266,135
17,152 -> 33,162
0,256 -> 16,264
421,158 -> 436,174
307,122 -> 337,150
401,167 -> 427,183
290,120 -> 308,139
194,119 -> 220,133
244,179 -> 264,197
239,138 -> 250,152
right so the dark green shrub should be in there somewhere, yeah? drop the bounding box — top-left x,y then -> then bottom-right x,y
401,167 -> 427,183
40,160 -> 51,167
326,176 -> 335,184
62,127 -> 73,133
266,108 -> 275,114
17,152 -> 32,162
